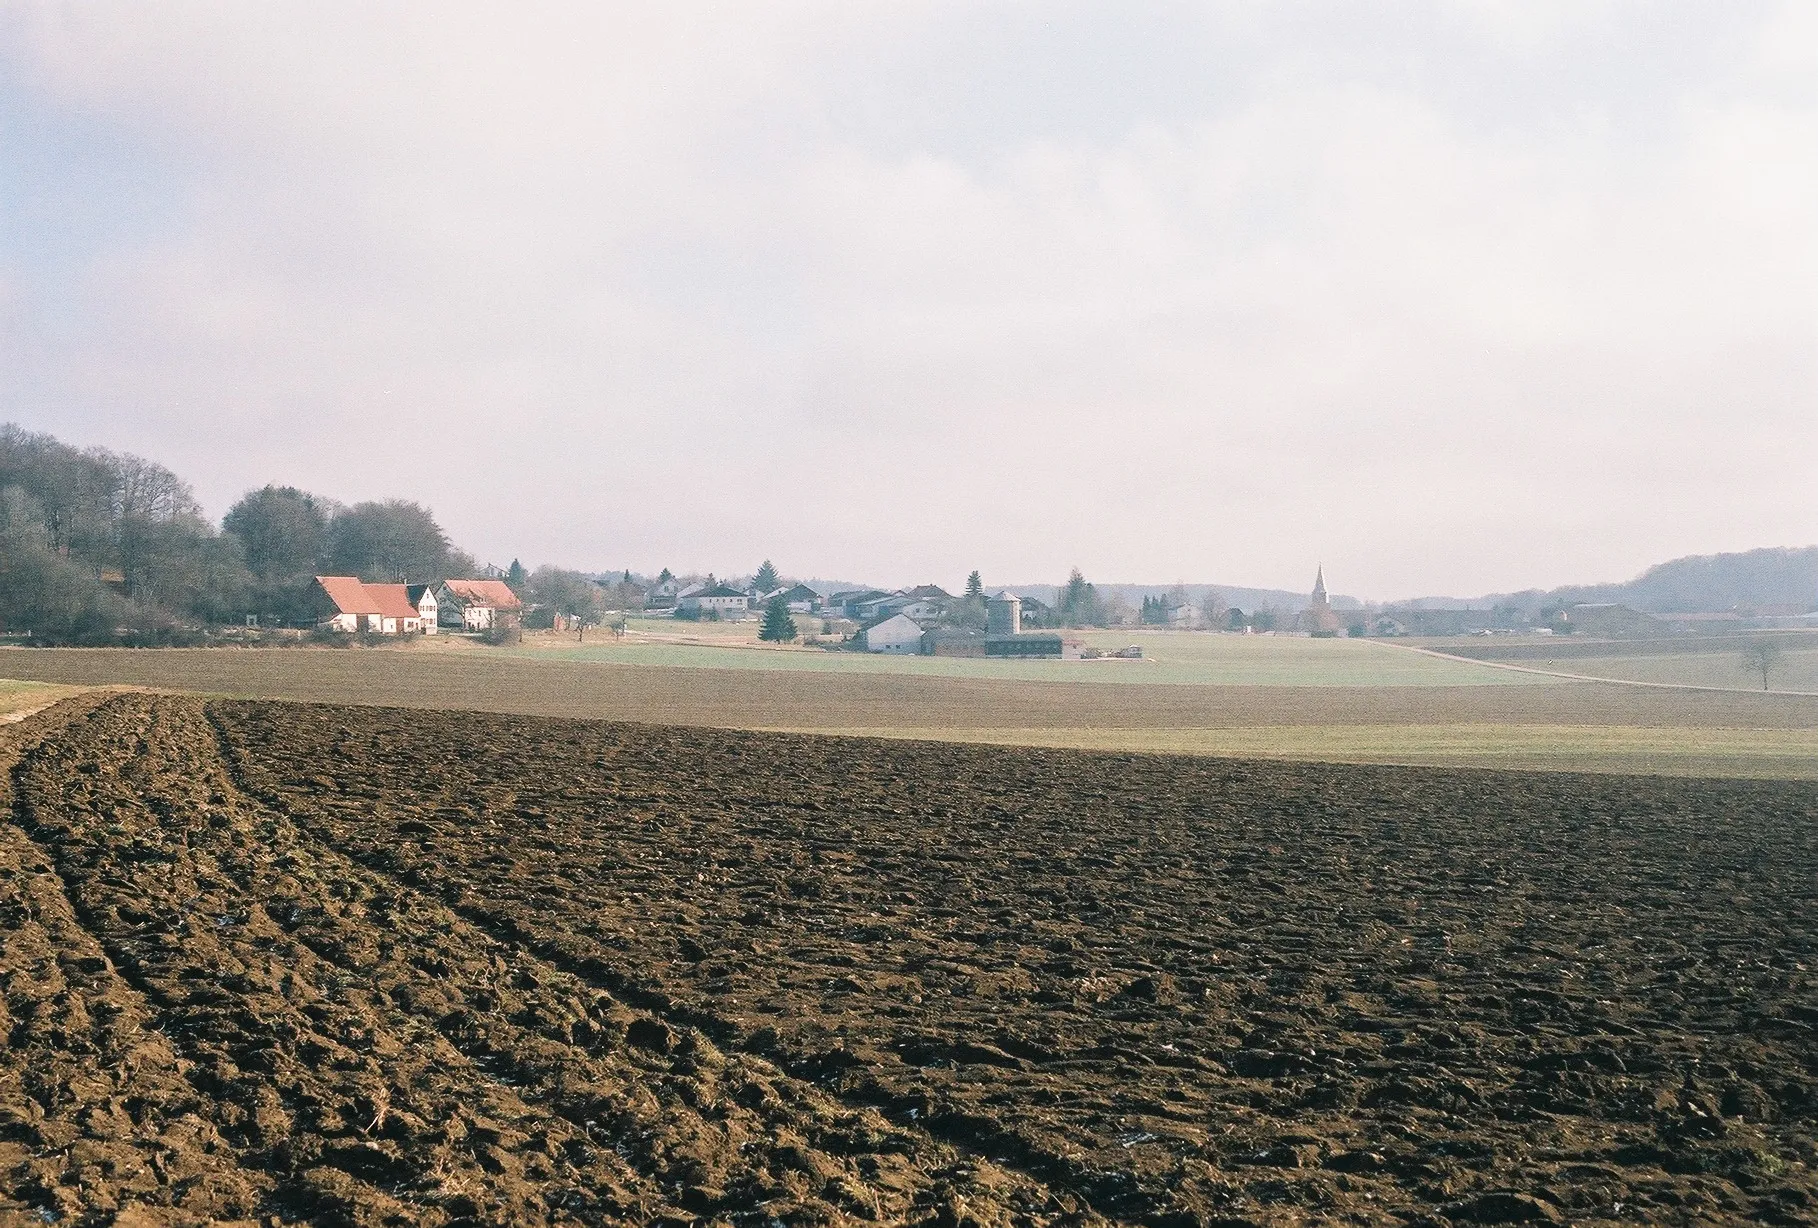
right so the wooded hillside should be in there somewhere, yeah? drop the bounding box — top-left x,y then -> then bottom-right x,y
0,424 -> 474,641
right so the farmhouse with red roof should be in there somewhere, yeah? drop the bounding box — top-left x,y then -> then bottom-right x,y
433,578 -> 523,631
309,576 -> 436,635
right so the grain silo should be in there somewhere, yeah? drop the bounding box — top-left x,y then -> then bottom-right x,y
986,591 -> 1022,638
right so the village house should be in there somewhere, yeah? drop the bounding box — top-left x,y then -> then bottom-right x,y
765,582 -> 823,613
405,584 -> 439,633
678,583 -> 752,619
832,589 -> 892,618
895,597 -> 946,621
434,578 -> 523,631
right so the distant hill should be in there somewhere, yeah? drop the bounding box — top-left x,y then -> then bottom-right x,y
1411,546 -> 1818,616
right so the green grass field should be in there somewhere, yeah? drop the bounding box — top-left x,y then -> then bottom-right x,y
511,626 -> 1543,687
1425,633 -> 1818,693
1504,648 -> 1818,692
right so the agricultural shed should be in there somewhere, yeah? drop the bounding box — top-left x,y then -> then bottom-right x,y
923,627 -> 986,657
435,579 -> 524,631
985,632 -> 1064,659
862,613 -> 926,654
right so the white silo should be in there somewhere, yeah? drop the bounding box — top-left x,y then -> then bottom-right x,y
986,591 -> 1022,638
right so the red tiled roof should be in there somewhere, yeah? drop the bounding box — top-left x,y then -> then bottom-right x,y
441,578 -> 523,610
364,583 -> 424,620
314,575 -> 382,616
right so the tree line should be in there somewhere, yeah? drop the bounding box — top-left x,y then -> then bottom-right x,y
1,424 -> 475,641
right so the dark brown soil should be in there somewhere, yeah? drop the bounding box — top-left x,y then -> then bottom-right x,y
5,694 -> 1818,1226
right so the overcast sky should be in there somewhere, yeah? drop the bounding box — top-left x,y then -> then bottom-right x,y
2,3 -> 1813,598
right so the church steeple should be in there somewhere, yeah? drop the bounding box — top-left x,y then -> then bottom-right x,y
1312,565 -> 1328,605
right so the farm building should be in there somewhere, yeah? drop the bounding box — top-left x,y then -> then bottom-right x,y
1560,603 -> 1661,638
832,589 -> 892,618
861,613 -> 925,654
311,576 -> 380,633
435,579 -> 523,631
364,583 -> 430,634
986,591 -> 1022,637
679,584 -> 752,619
310,576 -> 431,635
984,633 -> 1067,659
923,627 -> 986,657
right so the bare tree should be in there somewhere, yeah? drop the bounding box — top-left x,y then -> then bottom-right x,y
1740,640 -> 1784,691
1198,589 -> 1226,630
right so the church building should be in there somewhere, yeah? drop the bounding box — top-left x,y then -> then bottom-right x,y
1302,567 -> 1343,635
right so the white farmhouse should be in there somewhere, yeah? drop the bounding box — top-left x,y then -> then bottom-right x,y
678,584 -> 752,619
405,584 -> 438,634
862,613 -> 925,654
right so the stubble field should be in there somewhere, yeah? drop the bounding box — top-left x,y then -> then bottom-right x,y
5,693 -> 1818,1225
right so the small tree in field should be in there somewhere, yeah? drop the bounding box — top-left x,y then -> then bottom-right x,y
1741,640 -> 1784,691
758,595 -> 797,643
753,560 -> 780,593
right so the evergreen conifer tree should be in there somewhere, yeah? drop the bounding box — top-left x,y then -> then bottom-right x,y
965,570 -> 984,599
753,559 -> 780,593
506,558 -> 527,590
758,595 -> 797,642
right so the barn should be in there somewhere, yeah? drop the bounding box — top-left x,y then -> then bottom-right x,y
311,576 -> 380,633
364,584 -> 429,635
862,613 -> 925,654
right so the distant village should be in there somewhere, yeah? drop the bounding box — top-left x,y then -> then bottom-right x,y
302,560 -> 1803,657
9,427 -> 1815,651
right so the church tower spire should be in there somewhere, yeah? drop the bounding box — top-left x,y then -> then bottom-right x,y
1312,565 -> 1328,605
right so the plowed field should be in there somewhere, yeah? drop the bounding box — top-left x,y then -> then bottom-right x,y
5,694 -> 1818,1226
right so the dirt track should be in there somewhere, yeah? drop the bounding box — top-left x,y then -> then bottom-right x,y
5,694 -> 1818,1225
